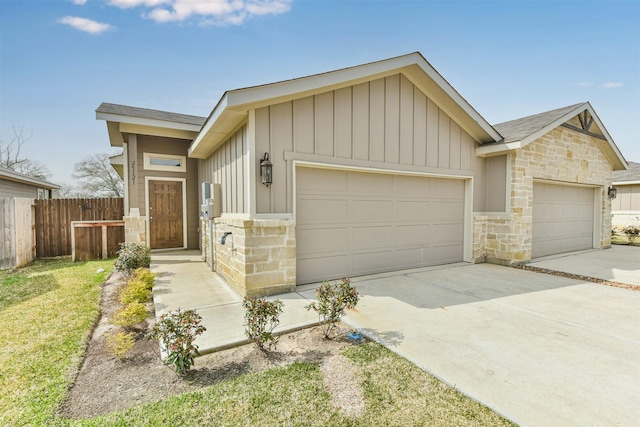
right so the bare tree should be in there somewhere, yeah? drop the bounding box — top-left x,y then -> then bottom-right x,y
72,153 -> 124,197
0,125 -> 51,179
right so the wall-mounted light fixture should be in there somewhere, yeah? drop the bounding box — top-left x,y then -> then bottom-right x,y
608,186 -> 617,199
260,153 -> 273,187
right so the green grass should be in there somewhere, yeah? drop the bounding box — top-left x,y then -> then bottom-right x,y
0,257 -> 113,426
53,342 -> 514,427
612,234 -> 640,246
2,258 -> 516,426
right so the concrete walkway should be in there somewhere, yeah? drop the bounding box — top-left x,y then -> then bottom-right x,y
151,248 -> 640,426
151,250 -> 318,352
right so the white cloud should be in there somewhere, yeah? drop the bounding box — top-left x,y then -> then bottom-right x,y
603,82 -> 623,89
110,0 -> 292,25
58,16 -> 114,34
108,0 -> 170,8
70,0 -> 88,5
575,82 -> 594,87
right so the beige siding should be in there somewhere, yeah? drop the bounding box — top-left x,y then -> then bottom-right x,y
484,155 -> 507,212
0,178 -> 42,199
136,135 -> 199,249
198,125 -> 247,214
255,73 -> 486,214
612,184 -> 640,211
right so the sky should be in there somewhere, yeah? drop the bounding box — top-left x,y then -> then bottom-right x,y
1,0 -> 638,186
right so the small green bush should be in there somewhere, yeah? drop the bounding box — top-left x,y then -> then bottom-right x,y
111,302 -> 148,327
243,297 -> 283,352
622,225 -> 640,244
132,268 -> 155,290
119,279 -> 152,305
147,308 -> 206,375
114,243 -> 151,274
105,331 -> 135,358
306,277 -> 360,339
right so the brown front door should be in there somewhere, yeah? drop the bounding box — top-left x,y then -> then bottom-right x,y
149,180 -> 184,249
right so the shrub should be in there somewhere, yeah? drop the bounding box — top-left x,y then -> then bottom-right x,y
146,308 -> 206,375
131,268 -> 155,290
305,277 -> 360,339
119,279 -> 152,305
622,225 -> 640,244
114,243 -> 151,274
105,331 -> 135,358
111,302 -> 148,328
243,297 -> 283,352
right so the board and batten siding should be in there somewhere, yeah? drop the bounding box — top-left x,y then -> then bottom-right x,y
198,125 -> 248,214
135,135 -> 199,249
611,184 -> 640,211
253,73 -> 488,214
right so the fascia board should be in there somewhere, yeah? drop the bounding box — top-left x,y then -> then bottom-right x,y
96,111 -> 201,132
613,180 -> 640,185
0,170 -> 60,189
583,102 -> 628,170
118,123 -> 199,140
476,141 -> 522,157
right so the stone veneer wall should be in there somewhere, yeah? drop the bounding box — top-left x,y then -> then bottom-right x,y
474,126 -> 613,265
201,216 -> 296,298
123,209 -> 147,244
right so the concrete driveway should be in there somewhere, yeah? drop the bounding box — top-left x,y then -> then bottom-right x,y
297,259 -> 640,426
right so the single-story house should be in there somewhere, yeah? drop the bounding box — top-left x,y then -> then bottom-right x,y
611,161 -> 640,227
97,52 -> 628,297
0,165 -> 60,199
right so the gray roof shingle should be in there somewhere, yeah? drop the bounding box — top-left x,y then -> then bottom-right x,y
613,162 -> 640,182
96,102 -> 206,127
0,165 -> 60,189
493,103 -> 585,143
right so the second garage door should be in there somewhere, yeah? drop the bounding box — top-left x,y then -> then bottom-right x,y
532,182 -> 595,258
296,167 -> 465,285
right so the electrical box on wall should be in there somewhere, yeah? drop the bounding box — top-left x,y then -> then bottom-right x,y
201,183 -> 222,219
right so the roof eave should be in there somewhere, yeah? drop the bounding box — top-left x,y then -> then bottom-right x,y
97,111 -> 201,146
478,102 -> 628,170
189,52 -> 502,158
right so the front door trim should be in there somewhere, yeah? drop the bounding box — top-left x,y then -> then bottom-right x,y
144,176 -> 188,250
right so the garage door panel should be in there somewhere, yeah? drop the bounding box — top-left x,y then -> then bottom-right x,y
396,224 -> 431,242
397,200 -> 431,220
352,172 -> 393,193
297,227 -> 349,255
298,168 -> 348,192
352,199 -> 394,222
432,201 -> 464,221
533,183 -> 594,258
297,254 -> 350,284
352,249 -> 395,275
296,167 -> 466,285
352,225 -> 394,249
297,198 -> 348,225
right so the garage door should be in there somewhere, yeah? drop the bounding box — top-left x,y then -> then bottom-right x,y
532,183 -> 594,258
296,167 -> 465,285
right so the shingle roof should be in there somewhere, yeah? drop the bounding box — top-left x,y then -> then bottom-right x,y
493,103 -> 585,143
96,102 -> 206,127
0,165 -> 60,189
613,161 -> 640,182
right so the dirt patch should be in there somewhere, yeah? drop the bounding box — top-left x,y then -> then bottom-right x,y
59,273 -> 361,419
514,264 -> 640,291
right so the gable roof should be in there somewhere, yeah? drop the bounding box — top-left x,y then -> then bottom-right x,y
613,161 -> 640,184
0,165 -> 60,189
189,52 -> 502,158
96,102 -> 206,147
477,102 -> 627,170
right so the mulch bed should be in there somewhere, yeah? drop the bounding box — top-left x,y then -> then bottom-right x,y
513,264 -> 640,292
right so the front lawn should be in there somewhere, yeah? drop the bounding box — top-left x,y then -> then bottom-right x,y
0,258 -> 112,426
1,258 -> 516,426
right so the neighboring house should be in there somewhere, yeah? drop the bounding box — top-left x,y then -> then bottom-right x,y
611,161 -> 640,227
97,52 -> 628,297
0,165 -> 60,199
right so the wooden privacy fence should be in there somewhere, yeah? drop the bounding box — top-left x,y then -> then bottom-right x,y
35,198 -> 124,258
71,220 -> 125,261
0,197 -> 36,270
